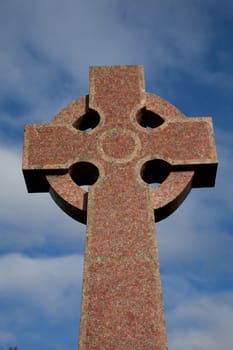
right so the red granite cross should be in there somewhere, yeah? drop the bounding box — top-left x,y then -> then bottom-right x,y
23,65 -> 217,350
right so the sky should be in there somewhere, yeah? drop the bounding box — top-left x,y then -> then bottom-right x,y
0,0 -> 233,349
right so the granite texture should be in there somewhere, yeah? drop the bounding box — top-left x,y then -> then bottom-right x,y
23,65 -> 218,349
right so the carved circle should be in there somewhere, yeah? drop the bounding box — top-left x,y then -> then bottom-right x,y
100,128 -> 141,163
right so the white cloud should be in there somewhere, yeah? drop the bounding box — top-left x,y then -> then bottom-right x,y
168,291 -> 233,350
0,253 -> 84,347
0,253 -> 83,319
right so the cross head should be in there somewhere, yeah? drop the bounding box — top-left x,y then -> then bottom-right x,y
23,65 -> 217,349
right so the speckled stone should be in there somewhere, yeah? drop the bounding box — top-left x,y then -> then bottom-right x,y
23,65 -> 218,349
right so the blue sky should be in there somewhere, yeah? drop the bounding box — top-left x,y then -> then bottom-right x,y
0,0 -> 233,349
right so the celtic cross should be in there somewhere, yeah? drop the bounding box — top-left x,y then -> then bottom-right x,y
23,65 -> 217,349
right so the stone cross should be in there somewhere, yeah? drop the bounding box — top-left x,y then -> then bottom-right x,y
23,65 -> 217,349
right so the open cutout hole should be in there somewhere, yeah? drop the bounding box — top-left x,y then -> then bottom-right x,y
136,108 -> 164,129
73,109 -> 100,131
69,161 -> 99,191
141,159 -> 171,188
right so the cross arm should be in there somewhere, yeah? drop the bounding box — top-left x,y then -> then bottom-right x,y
23,124 -> 89,192
142,117 -> 218,188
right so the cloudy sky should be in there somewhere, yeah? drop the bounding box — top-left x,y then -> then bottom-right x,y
1,0 -> 233,349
